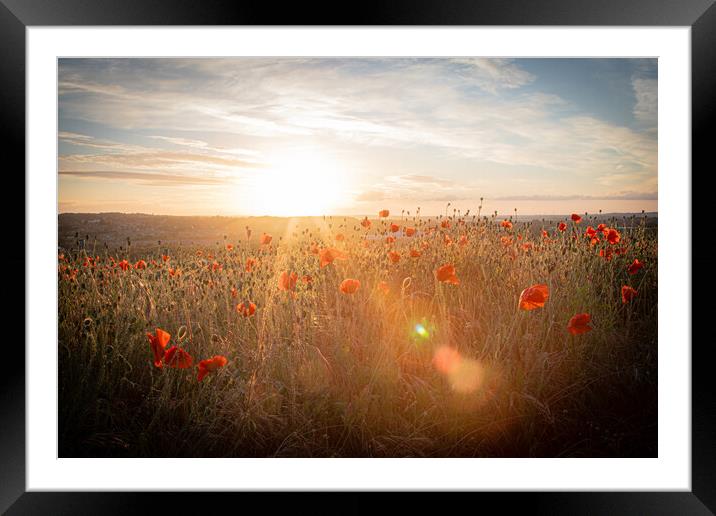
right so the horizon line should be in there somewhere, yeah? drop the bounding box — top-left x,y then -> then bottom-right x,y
58,210 -> 658,219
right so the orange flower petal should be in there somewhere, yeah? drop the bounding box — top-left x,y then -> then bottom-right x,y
518,284 -> 549,310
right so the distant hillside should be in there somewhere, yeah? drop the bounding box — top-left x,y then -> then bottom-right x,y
58,211 -> 657,254
58,212 -> 361,251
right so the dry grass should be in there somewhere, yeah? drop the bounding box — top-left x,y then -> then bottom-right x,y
58,211 -> 657,457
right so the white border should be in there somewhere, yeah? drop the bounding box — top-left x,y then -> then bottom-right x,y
27,27 -> 690,491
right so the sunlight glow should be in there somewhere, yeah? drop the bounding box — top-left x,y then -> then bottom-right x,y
249,151 -> 347,216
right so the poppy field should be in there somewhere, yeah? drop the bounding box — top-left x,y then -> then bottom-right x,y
58,210 -> 657,457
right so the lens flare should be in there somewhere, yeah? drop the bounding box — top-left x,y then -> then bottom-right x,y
448,359 -> 484,394
433,346 -> 462,374
415,323 -> 429,338
433,345 -> 485,394
410,319 -> 434,344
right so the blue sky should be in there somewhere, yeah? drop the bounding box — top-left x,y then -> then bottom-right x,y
58,58 -> 657,216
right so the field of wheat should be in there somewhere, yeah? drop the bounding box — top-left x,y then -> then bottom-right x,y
58,209 -> 657,457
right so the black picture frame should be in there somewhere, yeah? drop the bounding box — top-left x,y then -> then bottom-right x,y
2,1 -> 711,513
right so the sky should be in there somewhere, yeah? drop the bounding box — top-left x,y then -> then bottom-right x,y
58,58 -> 657,217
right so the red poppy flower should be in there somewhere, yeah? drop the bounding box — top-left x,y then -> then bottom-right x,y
441,220 -> 451,229
410,248 -> 422,258
278,271 -> 298,291
585,226 -> 597,238
558,222 -> 567,232
162,254 -> 170,262
377,280 -> 390,295
458,235 -> 468,247
245,258 -> 257,272
260,233 -> 273,245
571,213 -> 582,223
385,236 -> 396,244
621,285 -> 638,304
211,261 -> 222,272
319,247 -> 348,268
567,313 -> 592,335
541,229 -> 549,239
518,284 -> 549,310
117,259 -> 130,271
606,228 -> 621,245
501,220 -> 513,229
599,248 -> 613,261
135,260 -> 147,270
501,236 -> 513,247
627,259 -> 644,275
168,267 -> 180,277
435,264 -> 459,285
443,234 -> 453,246
597,223 -> 608,235
164,346 -> 193,369
146,328 -> 171,368
390,223 -> 400,233
405,227 -> 416,237
361,217 -> 372,228
379,209 -> 390,218
339,278 -> 361,294
236,302 -> 256,317
388,250 -> 401,263
197,355 -> 228,382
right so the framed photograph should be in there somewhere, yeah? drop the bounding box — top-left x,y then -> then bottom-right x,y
3,0 -> 711,512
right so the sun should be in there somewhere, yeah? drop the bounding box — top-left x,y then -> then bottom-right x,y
249,151 -> 347,216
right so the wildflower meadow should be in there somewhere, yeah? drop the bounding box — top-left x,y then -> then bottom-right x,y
58,209 -> 657,457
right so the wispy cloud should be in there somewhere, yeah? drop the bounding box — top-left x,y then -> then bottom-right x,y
632,77 -> 657,130
448,58 -> 536,93
60,150 -> 261,170
354,174 -> 474,203
59,131 -> 265,187
493,191 -> 657,201
59,170 -> 228,186
388,174 -> 456,187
